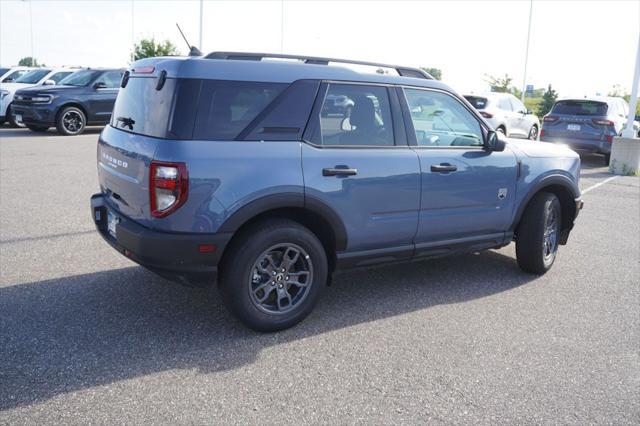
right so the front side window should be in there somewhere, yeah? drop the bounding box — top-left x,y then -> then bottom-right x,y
15,69 -> 51,84
510,97 -> 526,113
317,84 -> 394,146
404,88 -> 484,147
59,70 -> 102,86
96,71 -> 124,88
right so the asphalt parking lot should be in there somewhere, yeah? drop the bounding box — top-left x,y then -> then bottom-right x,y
0,127 -> 638,424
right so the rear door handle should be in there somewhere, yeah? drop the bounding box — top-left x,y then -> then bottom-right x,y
430,163 -> 457,173
322,167 -> 358,176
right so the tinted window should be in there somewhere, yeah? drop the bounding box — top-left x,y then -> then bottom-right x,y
464,96 -> 489,110
97,70 -> 123,88
317,84 -> 394,146
552,100 -> 608,116
49,71 -> 73,83
1,69 -> 27,82
405,88 -> 483,147
510,97 -> 526,113
15,69 -> 51,84
59,70 -> 102,86
497,96 -> 512,111
193,80 -> 285,140
111,77 -> 176,138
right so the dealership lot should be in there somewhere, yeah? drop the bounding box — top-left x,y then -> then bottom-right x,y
0,128 -> 638,424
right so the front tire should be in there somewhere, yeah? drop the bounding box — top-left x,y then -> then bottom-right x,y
516,192 -> 561,274
56,106 -> 86,135
219,219 -> 328,331
7,105 -> 24,128
26,125 -> 49,132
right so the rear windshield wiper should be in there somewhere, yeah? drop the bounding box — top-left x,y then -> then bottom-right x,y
116,116 -> 135,130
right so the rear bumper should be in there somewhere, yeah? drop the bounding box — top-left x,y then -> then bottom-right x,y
11,105 -> 56,126
91,193 -> 232,286
540,135 -> 611,155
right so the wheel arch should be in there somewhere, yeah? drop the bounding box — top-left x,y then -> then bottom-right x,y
511,174 -> 579,245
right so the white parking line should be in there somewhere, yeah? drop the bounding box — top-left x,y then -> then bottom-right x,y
581,175 -> 620,195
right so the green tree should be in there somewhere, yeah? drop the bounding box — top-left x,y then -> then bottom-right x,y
485,73 -> 513,93
18,57 -> 43,67
420,67 -> 442,80
537,84 -> 558,117
132,38 -> 179,61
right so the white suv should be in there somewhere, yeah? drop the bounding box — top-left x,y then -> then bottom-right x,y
464,92 -> 541,140
0,66 -> 33,83
0,68 -> 76,126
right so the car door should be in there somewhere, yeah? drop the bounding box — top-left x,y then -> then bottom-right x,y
89,70 -> 122,123
302,82 -> 421,259
399,87 -> 518,254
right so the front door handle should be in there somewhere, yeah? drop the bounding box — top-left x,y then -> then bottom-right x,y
430,163 -> 457,173
322,167 -> 358,177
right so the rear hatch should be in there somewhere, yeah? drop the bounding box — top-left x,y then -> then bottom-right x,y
97,71 -> 190,227
542,100 -> 610,142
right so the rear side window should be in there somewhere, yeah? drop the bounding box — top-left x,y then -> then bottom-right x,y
464,96 -> 489,110
49,72 -> 73,83
552,100 -> 608,116
497,97 -> 512,111
193,81 -> 285,140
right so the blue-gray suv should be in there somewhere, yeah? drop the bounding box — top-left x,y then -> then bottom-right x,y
91,52 -> 583,331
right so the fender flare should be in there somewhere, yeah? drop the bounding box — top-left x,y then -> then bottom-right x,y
510,173 -> 579,232
218,192 -> 348,251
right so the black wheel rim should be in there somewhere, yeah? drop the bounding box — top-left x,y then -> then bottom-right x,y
543,204 -> 559,260
62,111 -> 83,133
529,126 -> 538,140
249,243 -> 313,315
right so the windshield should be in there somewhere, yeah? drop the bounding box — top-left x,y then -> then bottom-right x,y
59,70 -> 101,86
0,68 -> 9,76
15,69 -> 51,84
464,96 -> 489,110
552,100 -> 608,116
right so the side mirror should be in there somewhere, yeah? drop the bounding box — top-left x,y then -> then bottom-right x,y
43,79 -> 56,86
486,130 -> 506,152
93,81 -> 107,89
526,109 -> 533,115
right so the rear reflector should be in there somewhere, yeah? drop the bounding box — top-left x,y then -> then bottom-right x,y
543,116 -> 559,122
605,135 -> 613,143
198,244 -> 217,253
592,118 -> 614,126
540,129 -> 545,138
480,111 -> 493,119
150,161 -> 188,218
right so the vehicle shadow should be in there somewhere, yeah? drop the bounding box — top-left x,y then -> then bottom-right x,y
0,126 -> 103,137
0,250 -> 536,410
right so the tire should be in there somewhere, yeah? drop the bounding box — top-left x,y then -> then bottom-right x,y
26,125 -> 49,133
604,153 -> 611,166
56,106 -> 86,135
528,125 -> 538,140
516,192 -> 561,274
219,219 -> 328,331
496,126 -> 506,136
7,105 -> 24,128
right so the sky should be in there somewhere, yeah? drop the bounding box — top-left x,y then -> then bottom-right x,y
0,0 -> 639,97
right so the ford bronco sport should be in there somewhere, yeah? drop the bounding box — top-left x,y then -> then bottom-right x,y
91,52 -> 583,331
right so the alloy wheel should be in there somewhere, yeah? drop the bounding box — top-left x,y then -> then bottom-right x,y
62,110 -> 84,134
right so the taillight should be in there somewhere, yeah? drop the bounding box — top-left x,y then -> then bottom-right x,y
150,161 -> 188,218
543,116 -> 559,122
592,118 -> 614,126
480,111 -> 493,119
605,135 -> 613,143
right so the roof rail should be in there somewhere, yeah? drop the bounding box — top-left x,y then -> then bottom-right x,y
204,51 -> 433,80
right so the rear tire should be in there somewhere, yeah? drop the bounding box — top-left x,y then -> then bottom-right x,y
528,125 -> 538,140
604,153 -> 611,166
516,192 -> 561,275
26,125 -> 49,133
219,219 -> 328,332
56,106 -> 86,135
496,126 -> 506,136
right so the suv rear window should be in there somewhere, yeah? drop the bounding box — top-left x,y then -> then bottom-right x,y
464,96 -> 489,110
552,100 -> 608,116
111,77 -> 286,140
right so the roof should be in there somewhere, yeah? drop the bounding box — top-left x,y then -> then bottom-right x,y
130,54 -> 451,91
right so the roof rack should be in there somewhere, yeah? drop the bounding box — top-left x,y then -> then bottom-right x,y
204,52 -> 433,80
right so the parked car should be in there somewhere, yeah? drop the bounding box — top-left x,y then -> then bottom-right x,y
0,66 -> 33,83
540,97 -> 631,165
11,68 -> 124,135
0,68 -> 76,127
464,92 -> 540,140
91,52 -> 583,331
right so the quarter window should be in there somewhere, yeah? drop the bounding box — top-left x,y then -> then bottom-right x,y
316,84 -> 394,146
404,88 -> 484,147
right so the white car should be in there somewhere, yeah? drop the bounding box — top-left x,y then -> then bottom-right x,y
464,92 -> 541,140
1,68 -> 77,126
0,66 -> 33,84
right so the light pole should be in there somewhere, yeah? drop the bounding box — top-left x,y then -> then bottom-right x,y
521,0 -> 533,104
199,0 -> 203,51
622,33 -> 640,138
